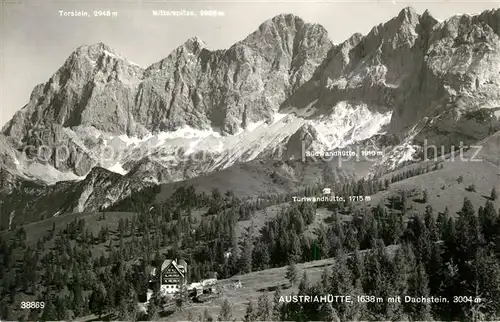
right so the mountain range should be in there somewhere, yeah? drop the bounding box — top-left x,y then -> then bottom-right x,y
1,6 -> 500,229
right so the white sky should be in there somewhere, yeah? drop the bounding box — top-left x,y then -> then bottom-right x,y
2,0 -> 500,127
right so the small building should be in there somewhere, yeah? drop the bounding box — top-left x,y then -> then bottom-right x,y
202,278 -> 217,287
150,259 -> 188,296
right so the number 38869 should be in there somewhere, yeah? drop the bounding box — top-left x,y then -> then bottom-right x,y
20,301 -> 45,309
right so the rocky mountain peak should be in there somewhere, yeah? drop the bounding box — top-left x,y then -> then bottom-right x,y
145,37 -> 208,76
74,42 -> 114,57
182,36 -> 206,54
419,9 -> 439,29
244,13 -> 326,49
420,9 -> 434,21
65,42 -> 142,73
377,6 -> 420,39
397,6 -> 419,25
66,42 -> 116,67
263,13 -> 303,29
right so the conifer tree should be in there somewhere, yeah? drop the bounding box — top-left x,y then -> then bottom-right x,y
407,262 -> 432,321
389,247 -> 410,320
437,207 -> 450,239
117,298 -> 129,321
40,300 -> 57,321
175,281 -> 188,311
491,187 -> 498,201
243,301 -> 257,322
400,191 -> 407,212
147,291 -> 160,321
272,286 -> 283,321
256,293 -> 271,321
329,254 -> 354,319
89,282 -> 107,319
385,210 -> 403,245
427,241 -> 444,296
289,232 -> 302,263
349,279 -> 367,321
203,308 -> 214,322
319,302 -> 341,322
362,245 -> 389,318
472,249 -> 500,319
252,241 -> 270,271
285,262 -> 298,287
405,214 -> 432,263
456,197 -> 482,261
316,227 -> 330,259
349,249 -> 364,282
239,234 -> 253,274
479,200 -> 498,242
343,223 -> 359,252
298,271 -> 309,295
218,298 -> 232,321
320,268 -> 330,292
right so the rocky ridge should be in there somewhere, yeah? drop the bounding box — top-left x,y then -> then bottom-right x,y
2,7 -> 500,224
